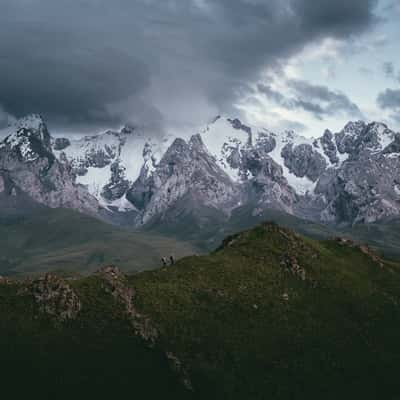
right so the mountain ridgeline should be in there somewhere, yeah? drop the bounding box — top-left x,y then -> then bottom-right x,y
1,222 -> 400,399
1,114 -> 400,255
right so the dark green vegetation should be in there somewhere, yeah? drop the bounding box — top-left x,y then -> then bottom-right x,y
1,222 -> 400,399
0,275 -> 189,399
0,207 -> 195,276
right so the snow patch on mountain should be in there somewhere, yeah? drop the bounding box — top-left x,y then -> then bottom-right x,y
199,116 -> 250,182
54,125 -> 174,206
0,114 -> 51,162
77,165 -> 112,199
370,122 -> 396,153
100,194 -> 136,212
264,131 -> 318,195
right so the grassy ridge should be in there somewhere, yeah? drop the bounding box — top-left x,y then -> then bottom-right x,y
0,275 -> 190,399
130,223 -> 400,399
1,222 -> 400,398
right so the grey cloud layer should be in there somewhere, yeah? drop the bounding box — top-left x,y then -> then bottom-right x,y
377,88 -> 400,123
382,62 -> 400,82
258,80 -> 363,120
0,0 -> 378,131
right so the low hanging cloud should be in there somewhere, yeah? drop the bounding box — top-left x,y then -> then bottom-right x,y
382,62 -> 400,82
0,106 -> 14,130
258,79 -> 363,120
0,0 -> 379,133
377,88 -> 400,123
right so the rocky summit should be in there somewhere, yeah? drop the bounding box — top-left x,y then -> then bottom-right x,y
1,114 -> 400,229
0,115 -> 100,217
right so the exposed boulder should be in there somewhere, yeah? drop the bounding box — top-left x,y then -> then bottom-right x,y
53,137 -> 71,151
227,118 -> 252,137
335,121 -> 366,156
30,274 -> 81,323
320,129 -> 339,165
281,143 -> 327,182
101,161 -> 130,201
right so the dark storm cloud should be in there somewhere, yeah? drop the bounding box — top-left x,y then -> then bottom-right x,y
377,88 -> 400,124
383,62 -> 395,77
257,80 -> 363,120
0,0 -> 379,132
377,88 -> 400,110
382,62 -> 400,82
0,107 -> 12,129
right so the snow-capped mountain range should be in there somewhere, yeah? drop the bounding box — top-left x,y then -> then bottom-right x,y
1,114 -> 400,228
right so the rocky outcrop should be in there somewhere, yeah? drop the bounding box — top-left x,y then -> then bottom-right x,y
30,274 -> 81,323
166,352 -> 193,391
319,129 -> 339,165
315,141 -> 400,224
252,130 -> 277,154
98,265 -> 158,344
98,266 -> 193,390
101,161 -> 130,201
53,137 -> 71,151
281,143 -> 327,182
0,115 -> 100,216
227,117 -> 252,137
0,276 -> 11,285
128,134 -> 240,225
241,146 -> 297,215
281,254 -> 307,281
335,237 -> 384,268
383,133 -> 400,154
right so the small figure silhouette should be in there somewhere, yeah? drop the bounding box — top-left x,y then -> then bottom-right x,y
169,255 -> 175,265
161,257 -> 167,267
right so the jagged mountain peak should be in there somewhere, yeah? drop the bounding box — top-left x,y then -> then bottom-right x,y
342,120 -> 366,135
335,120 -> 397,156
0,115 -> 100,216
189,133 -> 207,150
0,114 -> 52,162
49,114 -> 400,225
15,113 -> 45,130
4,113 -> 397,227
120,124 -> 136,135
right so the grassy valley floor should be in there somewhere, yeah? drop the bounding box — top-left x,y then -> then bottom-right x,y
0,208 -> 196,276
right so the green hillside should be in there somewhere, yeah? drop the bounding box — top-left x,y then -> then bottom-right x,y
1,222 -> 400,399
145,203 -> 400,259
0,208 -> 196,276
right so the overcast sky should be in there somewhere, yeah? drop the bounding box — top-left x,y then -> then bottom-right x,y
0,0 -> 399,137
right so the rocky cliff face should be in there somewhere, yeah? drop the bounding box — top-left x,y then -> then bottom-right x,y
52,124 -> 171,212
314,122 -> 400,224
52,116 -> 400,227
0,115 -> 100,216
127,134 -> 241,225
3,114 -> 400,228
